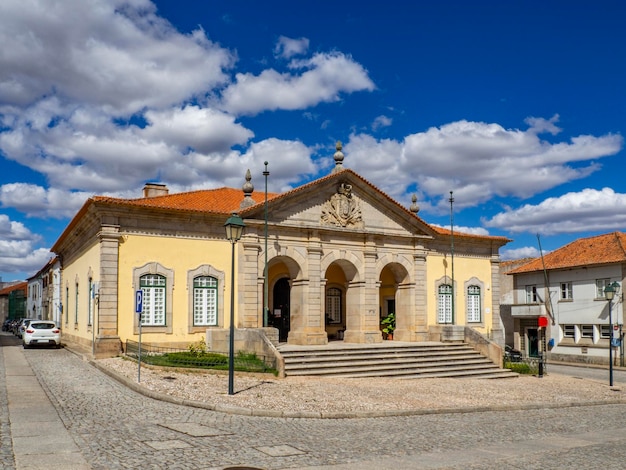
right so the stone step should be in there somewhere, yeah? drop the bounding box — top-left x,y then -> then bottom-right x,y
284,355 -> 492,371
282,351 -> 482,364
280,342 -> 515,379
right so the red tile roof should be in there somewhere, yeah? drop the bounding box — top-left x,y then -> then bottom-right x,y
93,187 -> 280,214
53,169 -> 510,250
0,281 -> 27,296
508,232 -> 626,274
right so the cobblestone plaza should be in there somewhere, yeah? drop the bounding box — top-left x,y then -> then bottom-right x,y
2,333 -> 626,469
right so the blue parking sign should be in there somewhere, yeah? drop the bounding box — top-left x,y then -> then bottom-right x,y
135,290 -> 143,314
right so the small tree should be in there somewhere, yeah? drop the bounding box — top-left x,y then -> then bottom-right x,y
381,312 -> 396,339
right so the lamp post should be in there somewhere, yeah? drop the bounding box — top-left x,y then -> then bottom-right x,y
604,281 -> 619,387
449,191 -> 455,324
263,162 -> 270,328
224,212 -> 245,395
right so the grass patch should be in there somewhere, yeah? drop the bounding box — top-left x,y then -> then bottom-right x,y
140,350 -> 277,374
504,361 -> 535,374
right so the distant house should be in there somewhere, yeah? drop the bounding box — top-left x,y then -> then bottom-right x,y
0,281 -> 27,323
507,232 -> 625,364
50,144 -> 510,358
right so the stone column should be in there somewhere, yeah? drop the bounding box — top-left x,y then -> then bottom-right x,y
343,279 -> 382,344
392,281 -> 417,341
287,278 -> 327,345
95,225 -> 122,358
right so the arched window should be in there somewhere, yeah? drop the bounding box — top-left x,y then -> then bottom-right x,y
325,287 -> 342,324
467,285 -> 481,323
438,284 -> 452,324
193,276 -> 218,326
140,274 -> 166,326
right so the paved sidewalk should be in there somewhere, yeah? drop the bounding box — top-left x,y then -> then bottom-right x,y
1,334 -> 90,470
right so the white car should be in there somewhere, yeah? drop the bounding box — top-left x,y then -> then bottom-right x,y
22,321 -> 61,349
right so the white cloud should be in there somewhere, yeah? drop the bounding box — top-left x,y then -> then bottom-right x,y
0,184 -> 91,218
142,106 -> 254,154
0,213 -> 49,274
0,214 -> 39,241
501,246 -> 541,261
372,115 -> 392,131
0,247 -> 52,275
484,188 -> 626,235
345,117 -> 623,213
431,224 -> 491,236
0,0 -> 234,115
274,36 -> 310,59
220,52 -> 375,116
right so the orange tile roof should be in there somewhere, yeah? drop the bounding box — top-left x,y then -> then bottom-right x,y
53,169 -> 510,251
509,232 -> 626,274
93,187 -> 280,214
0,281 -> 27,296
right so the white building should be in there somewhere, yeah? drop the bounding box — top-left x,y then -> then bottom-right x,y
508,232 -> 625,365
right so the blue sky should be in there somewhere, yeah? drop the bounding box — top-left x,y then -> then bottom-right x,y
1,0 -> 625,281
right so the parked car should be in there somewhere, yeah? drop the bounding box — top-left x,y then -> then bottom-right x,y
22,321 -> 61,349
504,345 -> 523,362
16,318 -> 36,338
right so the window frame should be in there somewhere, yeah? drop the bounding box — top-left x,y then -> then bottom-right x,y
525,285 -> 538,303
560,282 -> 573,301
140,274 -> 167,326
562,324 -> 575,339
187,265 -> 225,333
438,284 -> 453,324
466,285 -> 481,323
133,262 -> 174,334
596,279 -> 611,299
325,287 -> 343,324
193,276 -> 219,327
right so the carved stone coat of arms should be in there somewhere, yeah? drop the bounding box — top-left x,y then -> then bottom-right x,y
321,183 -> 364,228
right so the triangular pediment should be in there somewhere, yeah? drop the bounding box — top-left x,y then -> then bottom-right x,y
242,170 -> 436,238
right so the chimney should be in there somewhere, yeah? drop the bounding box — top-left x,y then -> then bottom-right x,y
143,183 -> 169,198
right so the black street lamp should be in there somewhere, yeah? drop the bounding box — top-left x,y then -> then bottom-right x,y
224,212 -> 245,395
604,281 -> 619,387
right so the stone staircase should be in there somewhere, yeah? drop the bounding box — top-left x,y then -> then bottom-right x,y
278,342 -> 517,379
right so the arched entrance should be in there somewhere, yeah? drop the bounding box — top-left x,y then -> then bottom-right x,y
272,278 -> 290,342
379,262 -> 411,340
324,263 -> 347,341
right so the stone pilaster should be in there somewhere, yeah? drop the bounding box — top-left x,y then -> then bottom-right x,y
240,238 -> 261,327
490,256 -> 504,346
95,224 -> 122,357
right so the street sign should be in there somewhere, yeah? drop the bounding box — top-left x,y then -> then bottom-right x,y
135,290 -> 143,314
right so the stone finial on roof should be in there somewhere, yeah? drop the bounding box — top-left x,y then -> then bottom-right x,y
410,194 -> 420,214
240,169 -> 256,209
332,140 -> 345,173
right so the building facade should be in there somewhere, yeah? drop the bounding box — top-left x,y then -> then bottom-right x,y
52,148 -> 510,357
508,232 -> 625,364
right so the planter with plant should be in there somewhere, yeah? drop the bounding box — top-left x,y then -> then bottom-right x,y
381,312 -> 396,340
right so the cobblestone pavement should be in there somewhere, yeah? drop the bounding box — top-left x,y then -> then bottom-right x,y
3,338 -> 626,469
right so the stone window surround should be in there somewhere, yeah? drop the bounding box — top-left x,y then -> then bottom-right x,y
132,262 -> 174,335
435,275 -> 455,324
464,277 -> 485,326
187,264 -> 225,333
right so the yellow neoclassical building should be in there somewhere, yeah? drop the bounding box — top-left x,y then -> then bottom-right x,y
51,144 -> 509,358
